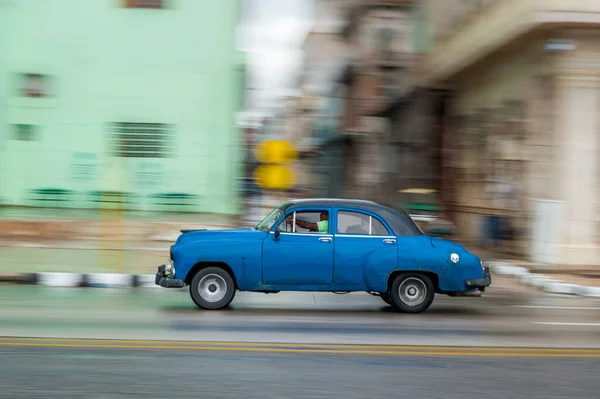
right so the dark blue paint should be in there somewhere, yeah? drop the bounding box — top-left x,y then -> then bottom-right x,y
169,200 -> 487,296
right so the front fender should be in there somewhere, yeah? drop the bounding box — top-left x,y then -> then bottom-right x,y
172,238 -> 264,289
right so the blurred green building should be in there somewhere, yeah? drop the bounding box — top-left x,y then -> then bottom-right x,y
0,0 -> 245,214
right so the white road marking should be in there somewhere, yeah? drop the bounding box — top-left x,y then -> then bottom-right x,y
532,322 -> 600,327
512,305 -> 600,310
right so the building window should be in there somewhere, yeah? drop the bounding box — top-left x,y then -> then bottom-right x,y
122,0 -> 166,9
12,124 -> 39,141
20,74 -> 48,98
108,122 -> 174,158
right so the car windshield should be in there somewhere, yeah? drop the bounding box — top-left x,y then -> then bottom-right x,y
255,206 -> 285,232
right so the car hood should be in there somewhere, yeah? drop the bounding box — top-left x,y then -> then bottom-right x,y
429,236 -> 468,253
175,228 -> 266,245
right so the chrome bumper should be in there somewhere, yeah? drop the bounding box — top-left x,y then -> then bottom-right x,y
155,263 -> 184,288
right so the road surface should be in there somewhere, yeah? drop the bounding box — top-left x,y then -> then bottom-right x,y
1,338 -> 598,399
1,279 -> 599,398
1,278 -> 598,347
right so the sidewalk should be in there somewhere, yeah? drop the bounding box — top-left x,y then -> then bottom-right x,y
0,206 -> 239,223
1,241 -> 168,275
0,207 -> 233,277
0,207 -> 238,242
464,244 -> 600,288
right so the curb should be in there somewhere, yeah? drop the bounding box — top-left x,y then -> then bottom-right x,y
486,261 -> 600,297
0,272 -> 160,288
2,264 -> 598,296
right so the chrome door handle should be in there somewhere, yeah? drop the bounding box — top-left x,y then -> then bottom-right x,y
383,239 -> 396,244
319,237 -> 332,243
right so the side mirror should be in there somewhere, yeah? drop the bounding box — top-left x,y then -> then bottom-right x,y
274,229 -> 281,241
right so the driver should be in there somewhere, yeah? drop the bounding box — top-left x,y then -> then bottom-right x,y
286,211 -> 328,233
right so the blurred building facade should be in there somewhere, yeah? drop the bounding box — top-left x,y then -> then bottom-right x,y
299,0 -> 429,202
0,0 -> 245,215
337,0 -> 416,202
420,0 -> 600,266
296,0 -> 353,198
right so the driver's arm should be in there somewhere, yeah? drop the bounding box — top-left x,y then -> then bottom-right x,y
287,217 -> 318,232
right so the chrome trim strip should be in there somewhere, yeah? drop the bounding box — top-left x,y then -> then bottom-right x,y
333,235 -> 396,239
270,231 -> 333,237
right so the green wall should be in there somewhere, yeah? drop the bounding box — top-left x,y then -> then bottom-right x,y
0,0 -> 245,214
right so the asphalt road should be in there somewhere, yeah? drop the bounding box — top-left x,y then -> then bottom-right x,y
1,339 -> 598,399
1,279 -> 599,398
1,278 -> 599,347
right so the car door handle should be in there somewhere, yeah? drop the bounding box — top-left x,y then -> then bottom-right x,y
383,239 -> 396,244
319,237 -> 332,243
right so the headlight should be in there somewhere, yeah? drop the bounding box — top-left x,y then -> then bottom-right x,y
165,261 -> 174,277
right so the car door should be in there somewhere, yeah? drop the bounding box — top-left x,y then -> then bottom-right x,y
333,209 -> 397,286
262,207 -> 334,285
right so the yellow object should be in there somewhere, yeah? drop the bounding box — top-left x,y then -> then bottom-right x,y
254,164 -> 296,190
398,188 -> 438,194
255,140 -> 298,165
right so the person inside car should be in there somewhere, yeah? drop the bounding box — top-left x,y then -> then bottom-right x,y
286,211 -> 328,233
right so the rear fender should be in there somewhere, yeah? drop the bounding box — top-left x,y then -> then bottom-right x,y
363,246 -> 399,292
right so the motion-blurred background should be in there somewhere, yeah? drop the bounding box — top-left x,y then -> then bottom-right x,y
1,0 -> 599,274
1,3 -> 599,399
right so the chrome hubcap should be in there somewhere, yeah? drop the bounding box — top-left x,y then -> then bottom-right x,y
398,277 -> 427,306
198,274 -> 227,303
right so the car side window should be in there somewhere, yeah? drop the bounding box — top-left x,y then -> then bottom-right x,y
278,210 -> 330,234
370,217 -> 389,235
337,211 -> 389,235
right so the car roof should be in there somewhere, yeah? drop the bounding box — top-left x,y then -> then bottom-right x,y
286,198 -> 390,211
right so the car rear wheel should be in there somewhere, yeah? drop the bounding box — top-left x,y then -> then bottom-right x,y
189,267 -> 236,310
390,273 -> 435,313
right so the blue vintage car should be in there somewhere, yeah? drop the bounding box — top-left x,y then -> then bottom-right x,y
155,199 -> 491,313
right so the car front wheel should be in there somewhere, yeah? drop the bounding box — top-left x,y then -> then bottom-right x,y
390,273 -> 435,313
189,267 -> 236,310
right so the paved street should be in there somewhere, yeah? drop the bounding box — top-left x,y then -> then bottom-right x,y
1,280 -> 599,398
1,280 -> 599,347
1,340 -> 598,399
